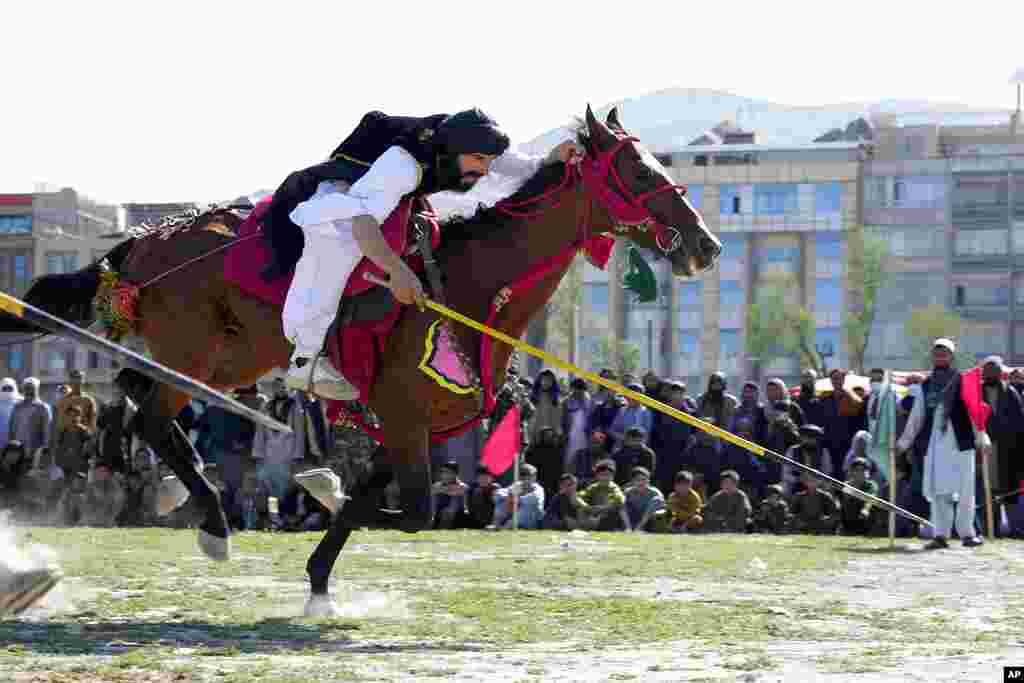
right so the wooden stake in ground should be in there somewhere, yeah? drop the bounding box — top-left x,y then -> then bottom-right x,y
983,449 -> 995,538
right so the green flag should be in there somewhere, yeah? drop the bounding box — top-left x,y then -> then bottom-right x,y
623,246 -> 658,303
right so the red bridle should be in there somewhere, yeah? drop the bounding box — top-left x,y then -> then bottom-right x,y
495,135 -> 690,255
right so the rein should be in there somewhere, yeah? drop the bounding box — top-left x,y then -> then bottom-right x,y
493,136 -> 689,255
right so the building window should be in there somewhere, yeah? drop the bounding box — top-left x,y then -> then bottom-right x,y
719,280 -> 745,308
654,154 -> 672,167
955,285 -> 966,306
815,328 -> 841,364
951,279 -> 1009,307
954,229 -> 1006,257
754,184 -> 798,215
685,185 -> 703,210
0,215 -> 32,234
719,329 -> 742,374
8,346 -> 24,372
676,280 -> 703,311
815,279 -> 843,310
718,233 -> 746,279
583,282 -> 609,316
46,251 -> 78,275
0,251 -> 34,294
815,183 -> 842,214
694,155 -> 708,167
867,176 -> 946,208
720,185 -> 742,215
954,174 -> 1008,207
877,225 -> 945,258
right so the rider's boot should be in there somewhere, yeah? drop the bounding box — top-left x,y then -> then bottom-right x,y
286,349 -> 358,401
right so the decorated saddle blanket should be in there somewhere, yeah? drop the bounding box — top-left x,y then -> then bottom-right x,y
222,195 -> 441,419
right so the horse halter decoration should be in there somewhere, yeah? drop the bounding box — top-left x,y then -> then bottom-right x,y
578,135 -> 690,255
494,134 -> 689,255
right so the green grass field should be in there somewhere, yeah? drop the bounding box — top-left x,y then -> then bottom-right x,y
2,527 -> 1022,682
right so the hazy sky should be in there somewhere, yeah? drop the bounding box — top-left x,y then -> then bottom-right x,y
2,1 -> 1022,204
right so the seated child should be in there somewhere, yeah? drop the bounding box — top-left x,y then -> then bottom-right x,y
542,473 -> 591,530
578,459 -> 626,531
788,472 -> 839,535
623,467 -> 665,532
655,469 -> 704,533
839,457 -> 879,536
754,483 -> 790,534
703,469 -> 752,533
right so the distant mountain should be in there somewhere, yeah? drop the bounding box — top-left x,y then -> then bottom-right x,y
430,87 -> 1010,217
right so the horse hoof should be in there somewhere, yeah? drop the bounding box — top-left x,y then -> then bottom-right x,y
156,475 -> 190,517
197,529 -> 231,562
0,567 -> 63,618
294,469 -> 347,516
304,594 -> 342,618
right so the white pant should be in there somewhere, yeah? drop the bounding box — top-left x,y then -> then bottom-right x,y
282,220 -> 363,357
931,491 -> 976,540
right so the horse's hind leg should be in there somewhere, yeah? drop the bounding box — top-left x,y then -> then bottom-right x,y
301,450 -> 398,616
121,372 -> 230,561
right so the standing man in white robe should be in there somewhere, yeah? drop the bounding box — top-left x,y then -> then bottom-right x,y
897,338 -> 988,549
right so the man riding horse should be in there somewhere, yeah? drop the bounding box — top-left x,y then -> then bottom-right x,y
263,108 -> 580,400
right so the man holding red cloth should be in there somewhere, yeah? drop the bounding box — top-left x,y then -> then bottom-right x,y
897,338 -> 989,549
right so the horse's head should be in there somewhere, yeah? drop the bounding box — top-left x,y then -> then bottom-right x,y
579,105 -> 721,277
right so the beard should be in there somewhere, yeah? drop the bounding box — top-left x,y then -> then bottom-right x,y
436,154 -> 482,193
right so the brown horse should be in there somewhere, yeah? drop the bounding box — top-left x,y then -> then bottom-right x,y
13,106 -> 720,613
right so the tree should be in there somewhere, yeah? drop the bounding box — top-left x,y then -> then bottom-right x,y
904,304 -> 976,369
845,227 -> 890,374
592,337 -> 642,377
745,274 -> 826,378
746,281 -> 794,382
546,257 -> 584,366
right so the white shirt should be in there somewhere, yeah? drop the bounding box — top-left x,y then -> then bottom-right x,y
289,145 -> 544,229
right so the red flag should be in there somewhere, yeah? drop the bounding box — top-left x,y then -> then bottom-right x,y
960,366 -> 992,431
480,405 -> 521,477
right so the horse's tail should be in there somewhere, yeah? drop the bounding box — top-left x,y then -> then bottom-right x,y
0,237 -> 137,334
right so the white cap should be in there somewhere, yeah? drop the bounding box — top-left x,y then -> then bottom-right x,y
933,338 -> 956,353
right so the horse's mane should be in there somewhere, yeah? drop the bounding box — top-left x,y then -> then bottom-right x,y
436,126 -> 591,264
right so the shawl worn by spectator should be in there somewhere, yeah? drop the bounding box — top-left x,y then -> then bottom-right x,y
696,372 -> 739,443
818,369 -> 867,476
765,379 -> 805,427
796,370 -> 824,430
588,370 -> 623,451
782,425 -> 833,496
844,431 -> 887,489
96,387 -> 137,474
560,379 -> 593,474
608,383 -> 653,453
529,370 -> 562,444
733,382 -> 767,443
524,427 -> 564,499
612,427 -> 656,487
572,432 -> 610,489
651,380 -> 696,494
